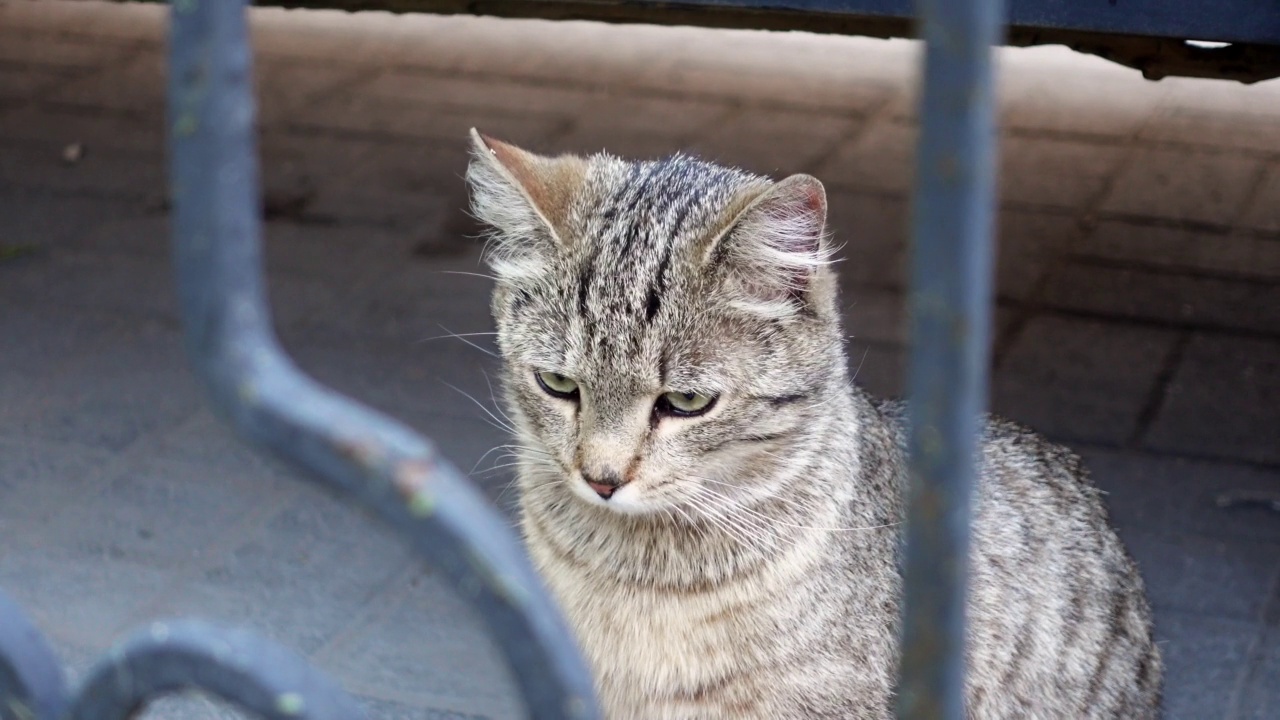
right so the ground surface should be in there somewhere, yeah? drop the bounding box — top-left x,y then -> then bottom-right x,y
0,1 -> 1278,718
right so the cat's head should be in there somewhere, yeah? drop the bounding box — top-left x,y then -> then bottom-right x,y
466,130 -> 847,517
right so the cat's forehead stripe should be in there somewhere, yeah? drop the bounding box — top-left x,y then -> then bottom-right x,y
576,155 -> 741,333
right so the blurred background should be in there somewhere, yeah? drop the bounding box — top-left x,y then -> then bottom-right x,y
0,1 -> 1276,717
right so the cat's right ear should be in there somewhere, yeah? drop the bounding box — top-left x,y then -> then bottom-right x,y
466,129 -> 587,282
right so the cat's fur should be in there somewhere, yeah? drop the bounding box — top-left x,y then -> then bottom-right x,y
465,129 -> 1162,719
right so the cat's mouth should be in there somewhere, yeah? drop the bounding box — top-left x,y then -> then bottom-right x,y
568,469 -> 656,516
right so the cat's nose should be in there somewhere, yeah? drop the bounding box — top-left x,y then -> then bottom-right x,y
582,471 -> 624,500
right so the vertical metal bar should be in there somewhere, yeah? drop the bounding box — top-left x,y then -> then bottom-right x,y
898,0 -> 1004,717
166,2 -> 600,718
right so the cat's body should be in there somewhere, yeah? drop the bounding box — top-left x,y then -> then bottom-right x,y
465,130 -> 1161,719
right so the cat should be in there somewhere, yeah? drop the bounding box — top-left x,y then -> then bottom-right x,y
464,128 -> 1162,719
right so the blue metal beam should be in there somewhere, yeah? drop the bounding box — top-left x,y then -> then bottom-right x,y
165,2 -> 600,718
897,0 -> 1002,716
650,0 -> 1278,46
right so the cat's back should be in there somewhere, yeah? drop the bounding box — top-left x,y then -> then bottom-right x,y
874,398 -> 1163,718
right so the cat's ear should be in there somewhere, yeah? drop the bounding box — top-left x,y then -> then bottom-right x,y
466,129 -> 586,281
707,174 -> 833,319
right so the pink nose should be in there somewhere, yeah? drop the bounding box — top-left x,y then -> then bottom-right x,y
586,481 -> 618,499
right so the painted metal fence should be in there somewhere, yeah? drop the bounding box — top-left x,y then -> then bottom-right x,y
0,0 -> 999,717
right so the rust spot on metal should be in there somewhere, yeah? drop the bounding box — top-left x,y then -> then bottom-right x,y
394,458 -> 438,516
334,438 -> 382,468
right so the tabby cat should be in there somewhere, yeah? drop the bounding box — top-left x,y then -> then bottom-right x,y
465,129 -> 1162,719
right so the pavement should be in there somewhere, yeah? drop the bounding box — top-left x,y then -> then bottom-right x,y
0,1 -> 1278,718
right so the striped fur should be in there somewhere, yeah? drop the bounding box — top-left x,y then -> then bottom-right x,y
466,131 -> 1162,719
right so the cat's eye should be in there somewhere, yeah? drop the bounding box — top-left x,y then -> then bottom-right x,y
656,391 -> 717,417
535,370 -> 580,400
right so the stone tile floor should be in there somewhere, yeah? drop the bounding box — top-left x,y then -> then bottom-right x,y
0,1 -> 1278,717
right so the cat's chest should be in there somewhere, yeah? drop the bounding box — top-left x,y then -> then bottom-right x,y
535,551 -> 778,699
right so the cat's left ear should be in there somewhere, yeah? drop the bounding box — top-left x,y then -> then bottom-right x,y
466,129 -> 588,281
707,174 -> 833,319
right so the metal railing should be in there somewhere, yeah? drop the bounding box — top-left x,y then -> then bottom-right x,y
0,0 -> 1000,717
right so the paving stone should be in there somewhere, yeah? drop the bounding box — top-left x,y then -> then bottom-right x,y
1041,261 -> 1280,334
362,70 -> 596,118
997,51 -> 1167,138
263,222 -> 426,285
847,341 -> 905,400
41,456 -> 290,571
357,695 -> 492,720
1141,105 -> 1280,154
814,121 -> 914,194
1099,146 -> 1264,225
0,544 -> 172,647
991,315 -> 1176,444
148,410 -> 285,476
0,139 -> 162,200
315,162 -> 462,230
0,188 -> 149,248
826,190 -> 909,288
287,247 -> 498,346
636,42 -> 895,114
1158,74 -> 1280,118
1237,628 -> 1280,720
889,45 -> 1169,136
1,242 -> 341,334
1153,611 -> 1260,720
544,95 -> 734,159
841,287 -> 906,345
999,135 -> 1125,209
315,571 -> 525,720
0,437 -> 113,538
0,317 -> 202,451
995,208 -> 1081,299
297,91 -> 568,148
1239,163 -> 1280,234
283,334 -> 516,497
1083,448 -> 1280,544
0,104 -> 162,161
147,482 -> 415,655
380,14 -> 691,87
0,27 -> 136,69
1144,334 -> 1280,466
0,64 -> 68,104
135,693 -> 252,720
1123,530 -> 1280,622
0,0 -> 163,42
44,50 -> 164,115
1072,219 -> 1280,281
684,108 -> 864,175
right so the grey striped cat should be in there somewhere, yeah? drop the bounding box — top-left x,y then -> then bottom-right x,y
465,129 -> 1162,719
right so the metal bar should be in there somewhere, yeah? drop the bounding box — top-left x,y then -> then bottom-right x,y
67,621 -> 365,720
897,0 -> 1003,716
165,2 -> 600,718
0,589 -> 67,720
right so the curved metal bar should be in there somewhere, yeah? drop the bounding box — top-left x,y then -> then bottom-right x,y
164,2 -> 599,718
66,620 -> 364,720
0,589 -> 68,720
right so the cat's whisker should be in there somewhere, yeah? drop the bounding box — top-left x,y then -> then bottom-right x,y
432,324 -> 500,358
414,330 -> 500,345
480,369 -> 518,428
684,486 -> 767,553
692,478 -> 900,534
435,269 -> 500,281
849,345 -> 871,383
441,381 -> 516,434
471,443 -> 543,473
